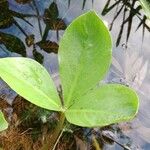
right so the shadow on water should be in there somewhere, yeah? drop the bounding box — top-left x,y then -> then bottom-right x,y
0,0 -> 150,149
101,0 -> 150,46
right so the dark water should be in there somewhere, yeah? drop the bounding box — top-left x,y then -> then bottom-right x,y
0,0 -> 150,149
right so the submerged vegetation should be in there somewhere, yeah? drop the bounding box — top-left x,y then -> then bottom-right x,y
0,11 -> 139,149
0,0 -> 149,58
0,0 -> 149,149
0,0 -> 66,62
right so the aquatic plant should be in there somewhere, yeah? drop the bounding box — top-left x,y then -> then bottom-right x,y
0,111 -> 8,132
140,0 -> 150,19
0,1 -> 65,60
0,11 -> 139,147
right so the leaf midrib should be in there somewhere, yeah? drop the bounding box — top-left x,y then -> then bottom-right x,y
65,23 -> 90,107
0,68 -> 60,110
66,109 -> 135,114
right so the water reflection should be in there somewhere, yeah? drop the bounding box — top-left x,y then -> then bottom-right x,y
0,0 -> 149,149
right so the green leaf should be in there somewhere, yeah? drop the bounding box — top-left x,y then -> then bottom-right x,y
0,57 -> 61,111
0,111 -> 8,132
140,0 -> 150,19
59,11 -> 112,108
65,84 -> 139,127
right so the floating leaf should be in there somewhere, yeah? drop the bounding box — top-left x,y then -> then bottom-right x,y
0,111 -> 8,132
0,32 -> 26,56
37,40 -> 59,54
59,11 -> 112,108
140,0 -> 150,19
65,84 -> 139,127
0,57 -> 61,111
